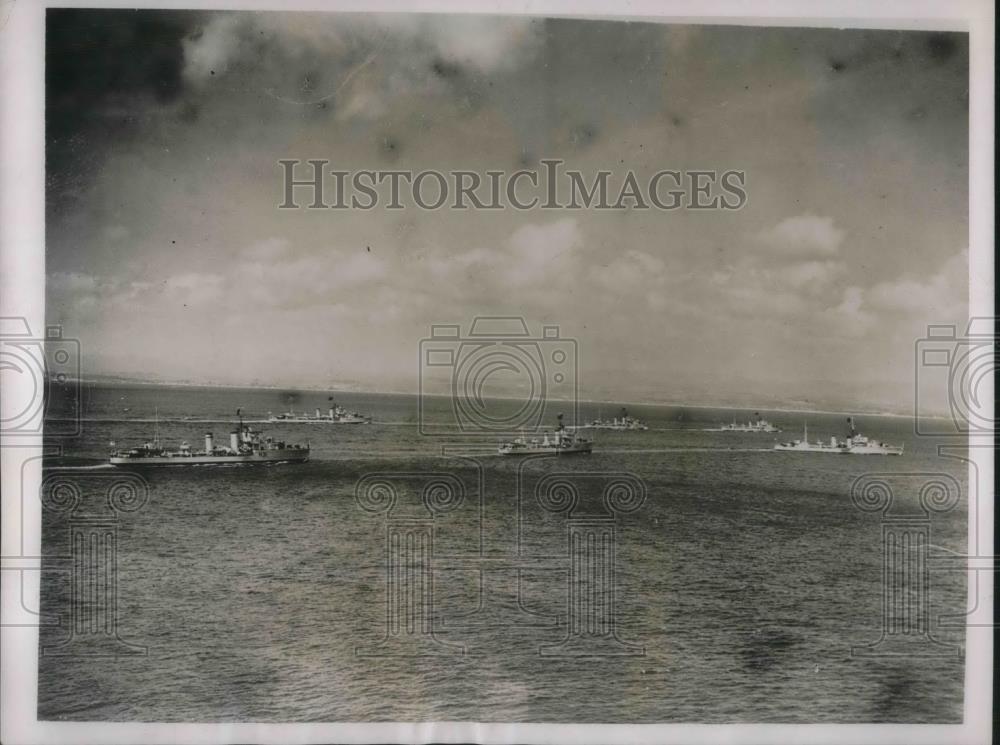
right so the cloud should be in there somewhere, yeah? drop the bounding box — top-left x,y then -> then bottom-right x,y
46,15 -> 971,408
162,273 -> 225,305
824,249 -> 967,338
757,215 -> 845,257
425,217 -> 583,296
49,272 -> 99,295
827,285 -> 874,336
505,218 -> 582,281
699,217 -> 850,319
182,15 -> 243,83
179,13 -> 543,120
235,243 -> 388,310
243,237 -> 292,261
774,259 -> 845,288
590,249 -> 667,294
420,16 -> 542,73
723,283 -> 810,317
866,248 -> 967,317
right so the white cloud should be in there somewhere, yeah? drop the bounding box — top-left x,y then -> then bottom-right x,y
867,249 -> 966,317
181,14 -> 542,119
162,273 -> 225,306
103,224 -> 130,242
822,249 -> 967,340
421,17 -> 542,73
243,237 -> 291,261
236,248 -> 388,309
427,218 -> 584,293
505,217 -> 582,281
724,283 -> 809,317
826,285 -> 874,337
182,15 -> 244,83
757,215 -> 845,257
49,272 -> 99,295
590,249 -> 666,292
774,259 -> 845,288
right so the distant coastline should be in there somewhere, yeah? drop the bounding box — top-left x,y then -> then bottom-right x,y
59,375 -> 948,420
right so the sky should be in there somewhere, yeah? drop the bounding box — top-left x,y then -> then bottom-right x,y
45,11 -> 969,412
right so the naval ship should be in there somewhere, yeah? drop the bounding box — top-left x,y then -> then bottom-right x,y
773,417 -> 903,455
706,413 -> 780,433
586,407 -> 649,431
498,415 -> 593,456
268,398 -> 371,424
109,409 -> 310,466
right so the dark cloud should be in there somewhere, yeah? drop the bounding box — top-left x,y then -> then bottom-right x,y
926,32 -> 960,64
430,57 -> 463,80
46,9 -> 199,109
46,9 -> 206,215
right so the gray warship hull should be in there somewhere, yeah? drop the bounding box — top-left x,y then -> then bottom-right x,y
110,449 -> 309,466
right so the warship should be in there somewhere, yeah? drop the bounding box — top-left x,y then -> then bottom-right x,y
498,414 -> 593,456
268,398 -> 371,424
706,412 -> 780,433
109,409 -> 310,466
586,407 -> 649,431
773,417 -> 903,455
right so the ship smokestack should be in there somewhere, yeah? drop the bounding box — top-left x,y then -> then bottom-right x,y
329,407 -> 335,419
230,431 -> 239,451
204,433 -> 213,455
315,408 -> 321,418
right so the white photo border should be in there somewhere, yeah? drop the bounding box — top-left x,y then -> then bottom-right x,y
0,1 -> 993,743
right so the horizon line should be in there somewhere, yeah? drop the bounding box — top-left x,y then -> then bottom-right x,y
64,374 -> 946,420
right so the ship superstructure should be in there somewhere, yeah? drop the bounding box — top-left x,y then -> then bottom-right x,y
773,417 -> 903,455
110,409 -> 310,466
269,398 -> 371,424
586,407 -> 649,431
706,412 -> 780,433
498,414 -> 593,456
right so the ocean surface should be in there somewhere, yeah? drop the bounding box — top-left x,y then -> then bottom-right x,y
38,383 -> 968,722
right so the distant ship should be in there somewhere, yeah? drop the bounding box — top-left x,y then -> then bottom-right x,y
110,409 -> 310,466
498,415 -> 593,456
774,418 -> 903,455
586,407 -> 649,431
706,412 -> 780,433
268,398 -> 371,424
